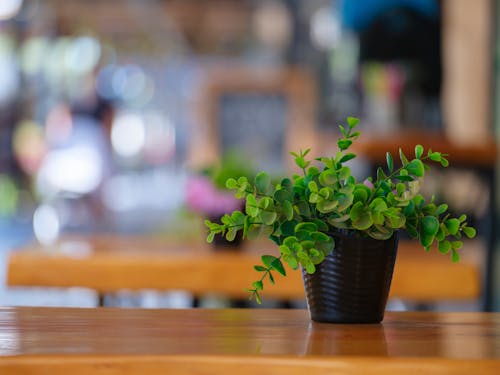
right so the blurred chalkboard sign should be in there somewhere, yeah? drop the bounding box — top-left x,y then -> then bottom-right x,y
218,92 -> 287,172
190,67 -> 317,171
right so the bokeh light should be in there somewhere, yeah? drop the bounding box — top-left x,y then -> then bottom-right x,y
0,35 -> 20,105
37,146 -> 103,195
111,112 -> 146,158
310,6 -> 342,51
0,0 -> 23,20
20,36 -> 50,76
64,36 -> 101,75
33,204 -> 60,245
12,120 -> 46,175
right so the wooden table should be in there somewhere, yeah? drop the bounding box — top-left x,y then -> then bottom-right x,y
0,308 -> 499,374
6,234 -> 481,302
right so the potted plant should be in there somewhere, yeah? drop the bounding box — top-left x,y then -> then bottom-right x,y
205,117 -> 477,323
186,151 -> 255,247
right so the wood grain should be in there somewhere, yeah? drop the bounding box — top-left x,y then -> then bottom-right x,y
0,308 -> 499,374
6,235 -> 481,301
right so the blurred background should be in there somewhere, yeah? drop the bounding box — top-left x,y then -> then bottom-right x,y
0,0 -> 498,310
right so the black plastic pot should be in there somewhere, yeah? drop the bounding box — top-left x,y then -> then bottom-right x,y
302,231 -> 399,324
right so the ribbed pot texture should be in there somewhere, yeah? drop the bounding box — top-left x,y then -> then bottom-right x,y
302,231 -> 399,324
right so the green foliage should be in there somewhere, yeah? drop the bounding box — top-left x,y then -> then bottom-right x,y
205,118 -> 477,303
203,151 -> 255,189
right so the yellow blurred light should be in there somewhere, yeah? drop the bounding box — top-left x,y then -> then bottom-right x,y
12,120 -> 46,175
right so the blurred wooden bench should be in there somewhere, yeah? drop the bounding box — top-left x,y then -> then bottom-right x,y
6,234 -> 481,304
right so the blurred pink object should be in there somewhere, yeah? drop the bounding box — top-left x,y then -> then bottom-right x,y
185,175 -> 243,217
363,179 -> 374,189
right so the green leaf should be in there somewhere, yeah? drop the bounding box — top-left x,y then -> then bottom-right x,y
350,131 -> 360,139
435,204 -> 448,215
270,258 -> 286,276
295,222 -> 317,233
384,209 -> 406,228
258,197 -> 271,210
399,148 -> 409,166
369,197 -> 388,211
436,226 -> 446,241
304,261 -> 316,274
386,152 -> 394,173
312,219 -> 329,232
338,139 -> 352,151
421,216 -> 440,236
252,281 -> 263,291
247,289 -> 262,305
254,265 -> 267,272
463,226 -> 477,239
281,200 -> 294,220
406,222 -> 418,238
451,249 -> 460,263
295,156 -> 308,169
438,240 -> 451,254
226,178 -> 238,189
368,225 -> 394,240
407,159 -> 425,177
231,210 -> 245,224
283,254 -> 299,270
261,255 -> 278,268
350,202 -> 373,230
338,166 -> 351,180
280,178 -> 293,191
207,232 -> 215,243
415,145 -> 424,159
420,233 -> 434,248
307,166 -> 320,177
347,116 -> 360,128
429,152 -> 442,162
296,201 -> 311,216
246,195 -> 259,217
340,153 -> 356,163
318,170 -> 338,186
353,185 -> 370,203
335,192 -> 353,211
266,272 -> 273,285
274,189 -> 292,203
255,172 -> 271,194
261,211 -> 277,225
247,224 -> 263,239
317,199 -> 338,213
395,175 -> 414,182
377,167 -> 387,181
226,228 -> 237,241
444,219 -> 460,235
243,216 -> 251,238
308,181 -> 318,193
403,200 -> 415,216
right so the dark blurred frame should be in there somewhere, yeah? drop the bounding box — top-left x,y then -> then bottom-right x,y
189,66 -> 318,172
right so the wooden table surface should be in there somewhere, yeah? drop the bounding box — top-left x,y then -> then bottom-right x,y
0,308 -> 499,374
6,234 -> 481,301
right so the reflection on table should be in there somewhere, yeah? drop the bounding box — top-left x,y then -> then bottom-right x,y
0,308 -> 499,374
